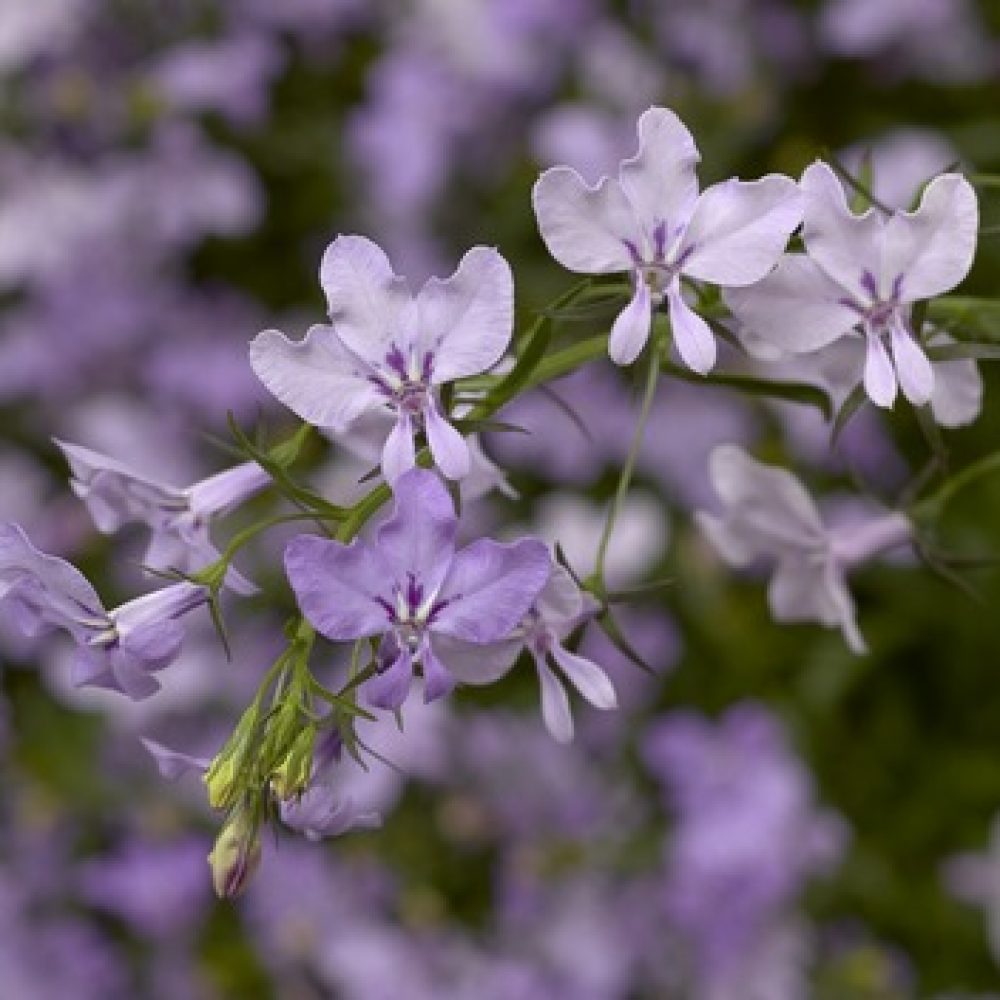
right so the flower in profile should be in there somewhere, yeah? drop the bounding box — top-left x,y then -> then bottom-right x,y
55,440 -> 268,593
695,445 -> 912,653
0,522 -> 206,698
250,235 -> 514,482
532,106 -> 801,370
284,468 -> 550,710
726,160 -> 978,409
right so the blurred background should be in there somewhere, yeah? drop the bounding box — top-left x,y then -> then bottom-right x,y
2,0 -> 1000,996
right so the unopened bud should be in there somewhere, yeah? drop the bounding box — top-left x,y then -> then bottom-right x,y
208,813 -> 261,899
270,725 -> 316,801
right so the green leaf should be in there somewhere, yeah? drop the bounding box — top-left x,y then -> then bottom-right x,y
926,296 -> 1000,342
925,341 -> 1000,362
661,364 -> 833,419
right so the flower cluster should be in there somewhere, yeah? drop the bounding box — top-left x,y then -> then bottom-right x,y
0,101 -> 994,916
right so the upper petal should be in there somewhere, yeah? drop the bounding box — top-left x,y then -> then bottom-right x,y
249,324 -> 378,432
416,246 -> 514,383
319,234 -> 411,364
187,462 -> 269,518
375,468 -> 457,595
618,106 -> 701,236
680,175 -> 803,286
801,160 -> 883,299
434,537 -> 551,644
284,534 -> 391,641
882,173 -> 978,302
532,166 -> 638,274
724,254 -> 860,353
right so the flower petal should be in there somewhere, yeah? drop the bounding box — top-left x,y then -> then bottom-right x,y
430,634 -> 522,685
434,538 -> 551,644
284,534 -> 391,640
535,655 -> 573,743
680,175 -> 802,286
249,324 -> 377,432
882,173 -> 978,302
187,462 -> 269,518
319,234 -> 411,365
535,563 -> 585,628
111,582 -> 207,637
801,160 -> 883,299
365,646 -> 413,711
889,316 -> 934,406
768,558 -> 867,655
550,642 -> 617,710
0,522 -> 105,639
724,254 -> 860,353
381,412 -> 416,484
140,738 -> 211,781
667,283 -> 716,374
420,640 -> 456,703
424,401 -> 471,480
532,166 -> 638,273
618,106 -> 701,235
375,468 -> 457,594
863,329 -> 897,408
930,334 -> 982,428
608,280 -> 652,366
417,246 -> 514,383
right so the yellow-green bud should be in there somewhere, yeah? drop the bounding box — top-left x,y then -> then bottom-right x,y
270,726 -> 316,801
208,813 -> 261,900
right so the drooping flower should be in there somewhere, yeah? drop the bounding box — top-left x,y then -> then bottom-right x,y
55,440 -> 268,593
284,468 -> 550,710
726,160 -> 978,409
695,445 -> 912,653
0,522 -> 206,699
250,235 -> 514,482
532,106 -> 802,370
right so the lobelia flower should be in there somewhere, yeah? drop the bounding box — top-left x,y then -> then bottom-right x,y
695,445 -> 912,654
284,468 -> 550,710
726,160 -> 978,409
532,105 -> 802,370
0,522 -> 207,699
55,440 -> 268,594
249,235 -> 514,482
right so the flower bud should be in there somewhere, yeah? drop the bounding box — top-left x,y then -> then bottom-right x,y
270,725 -> 316,801
208,812 -> 261,899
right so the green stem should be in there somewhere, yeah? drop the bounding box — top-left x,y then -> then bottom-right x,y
912,450 -> 1000,521
593,334 -> 662,589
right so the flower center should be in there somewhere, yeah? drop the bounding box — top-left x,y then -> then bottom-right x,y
372,344 -> 435,418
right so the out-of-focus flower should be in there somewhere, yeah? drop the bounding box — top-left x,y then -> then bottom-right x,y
0,0 -> 86,75
0,522 -> 207,698
533,106 -> 801,369
57,441 -> 268,592
942,813 -> 1000,964
726,160 -> 978,409
695,445 -> 912,653
251,235 -> 513,481
285,469 -> 550,709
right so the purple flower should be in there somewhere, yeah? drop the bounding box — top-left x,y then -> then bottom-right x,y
726,160 -> 978,409
532,106 -> 802,369
696,445 -> 912,653
250,235 -> 514,482
0,522 -> 206,699
284,469 -> 550,710
56,441 -> 268,593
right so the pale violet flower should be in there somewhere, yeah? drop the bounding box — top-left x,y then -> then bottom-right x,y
532,106 -> 802,370
250,235 -> 514,482
726,160 -> 978,409
942,813 -> 1000,964
0,522 -> 207,699
695,446 -> 912,654
56,440 -> 268,594
284,468 -> 550,710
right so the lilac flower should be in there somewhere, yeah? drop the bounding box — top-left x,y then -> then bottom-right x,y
250,235 -> 513,482
284,469 -> 550,710
0,522 -> 206,699
279,730 -> 383,841
532,106 -> 802,370
941,813 -> 1000,963
726,160 -> 978,409
695,445 -> 912,653
56,441 -> 267,592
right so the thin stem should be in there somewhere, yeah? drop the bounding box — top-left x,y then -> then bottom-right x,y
593,333 -> 662,589
912,450 -> 1000,521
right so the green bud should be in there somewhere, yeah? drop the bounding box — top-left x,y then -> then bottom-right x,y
204,704 -> 260,811
270,725 -> 316,801
208,810 -> 262,900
